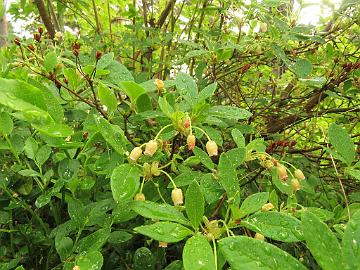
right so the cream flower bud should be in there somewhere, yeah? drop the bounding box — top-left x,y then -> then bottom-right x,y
144,140 -> 158,156
134,193 -> 145,201
129,147 -> 142,161
206,140 -> 218,157
154,79 -> 165,91
276,164 -> 288,181
187,134 -> 196,150
171,188 -> 183,206
294,169 -> 305,181
73,266 -> 80,270
159,241 -> 168,248
291,178 -> 301,192
254,232 -> 265,241
261,202 -> 274,212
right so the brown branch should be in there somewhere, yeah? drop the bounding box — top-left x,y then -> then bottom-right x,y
34,0 -> 56,39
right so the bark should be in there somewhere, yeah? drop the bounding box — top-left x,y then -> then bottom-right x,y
0,0 -> 7,47
34,0 -> 56,39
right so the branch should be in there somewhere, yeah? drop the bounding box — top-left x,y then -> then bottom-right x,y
34,0 -> 56,39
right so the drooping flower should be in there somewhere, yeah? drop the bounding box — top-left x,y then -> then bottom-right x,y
171,188 -> 183,206
144,140 -> 158,156
187,134 -> 196,150
129,147 -> 142,161
206,140 -> 218,157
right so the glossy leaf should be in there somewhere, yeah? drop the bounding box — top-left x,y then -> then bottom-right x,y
342,210 -> 360,269
98,82 -> 118,114
237,192 -> 269,218
242,212 -> 303,242
185,181 -> 205,229
75,251 -> 103,270
193,147 -> 214,170
75,228 -> 111,252
208,106 -> 252,120
134,222 -> 193,243
0,112 -> 13,136
218,236 -> 307,270
218,152 -> 240,206
302,211 -> 344,270
328,123 -> 355,165
131,201 -> 190,226
44,51 -> 57,72
183,234 -> 215,270
111,164 -> 140,203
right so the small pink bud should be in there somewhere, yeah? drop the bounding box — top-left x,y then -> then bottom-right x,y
144,140 -> 158,156
184,116 -> 191,129
294,169 -> 305,181
206,140 -> 218,157
276,165 -> 288,181
171,188 -> 183,206
129,147 -> 142,161
187,134 -> 196,150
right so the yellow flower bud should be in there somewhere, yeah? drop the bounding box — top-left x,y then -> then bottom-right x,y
206,140 -> 218,157
187,134 -> 196,150
154,79 -> 165,91
254,232 -> 265,241
129,147 -> 142,161
294,169 -> 305,181
291,178 -> 301,192
276,164 -> 288,181
261,202 -> 274,212
134,193 -> 145,201
159,241 -> 168,248
171,188 -> 183,206
73,266 -> 80,270
144,140 -> 158,156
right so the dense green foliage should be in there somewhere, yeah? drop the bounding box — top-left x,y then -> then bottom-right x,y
0,0 -> 359,269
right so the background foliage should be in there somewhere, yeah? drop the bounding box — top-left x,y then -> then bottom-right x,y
0,0 -> 359,269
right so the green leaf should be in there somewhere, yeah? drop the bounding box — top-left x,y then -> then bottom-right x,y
328,123 -> 355,165
208,106 -> 252,121
175,72 -> 198,106
105,61 -> 134,85
158,96 -> 174,117
108,231 -> 132,244
35,145 -> 51,166
119,81 -> 146,102
134,222 -> 193,243
231,129 -> 245,148
133,247 -> 155,270
58,158 -> 80,180
64,68 -> 81,89
218,236 -> 307,270
97,52 -> 114,70
242,212 -> 303,242
183,234 -> 216,270
75,251 -> 103,270
290,59 -> 312,78
75,228 -> 111,253
136,93 -> 152,112
55,236 -> 73,260
0,112 -> 13,136
95,116 -> 127,154
24,137 -> 38,160
302,211 -> 344,270
18,169 -> 40,177
342,210 -> 360,269
98,82 -> 118,114
0,79 -> 50,118
33,122 -> 73,137
44,51 -> 57,72
237,192 -> 269,218
200,173 -> 224,204
218,152 -> 240,206
193,147 -> 214,170
185,181 -> 205,229
197,82 -> 217,102
111,164 -> 141,203
131,201 -> 190,226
